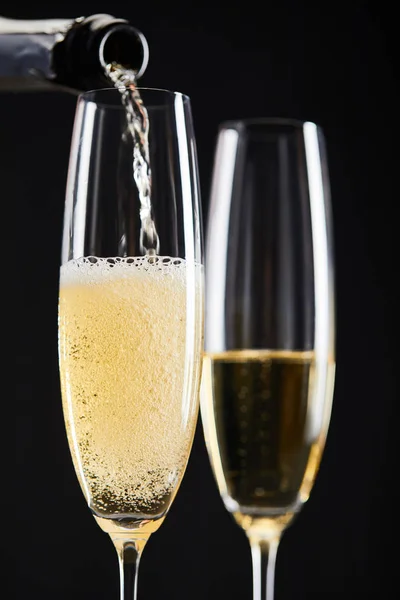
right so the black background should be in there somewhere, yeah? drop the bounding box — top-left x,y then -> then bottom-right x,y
7,1 -> 398,599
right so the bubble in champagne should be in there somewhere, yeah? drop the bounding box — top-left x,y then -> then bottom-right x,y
59,256 -> 202,518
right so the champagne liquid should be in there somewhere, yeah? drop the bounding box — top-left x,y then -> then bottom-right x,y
59,256 -> 203,532
105,62 -> 160,256
201,350 -> 334,529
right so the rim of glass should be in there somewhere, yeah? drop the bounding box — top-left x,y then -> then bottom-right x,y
78,86 -> 190,108
220,117 -> 319,130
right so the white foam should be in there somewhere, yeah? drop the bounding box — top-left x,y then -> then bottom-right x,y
60,255 -> 195,286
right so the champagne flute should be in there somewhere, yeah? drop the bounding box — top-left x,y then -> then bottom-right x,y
58,87 -> 203,600
200,119 -> 335,600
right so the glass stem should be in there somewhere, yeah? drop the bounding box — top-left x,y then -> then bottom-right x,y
112,537 -> 148,600
250,536 -> 280,600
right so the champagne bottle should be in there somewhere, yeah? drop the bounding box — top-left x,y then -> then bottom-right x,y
0,13 -> 149,93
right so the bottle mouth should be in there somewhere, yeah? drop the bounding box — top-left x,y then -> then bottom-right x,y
99,24 -> 149,79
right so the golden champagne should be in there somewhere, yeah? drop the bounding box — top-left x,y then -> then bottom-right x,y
59,255 -> 203,533
201,350 -> 334,531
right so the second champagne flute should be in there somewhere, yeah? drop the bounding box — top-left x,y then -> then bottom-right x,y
200,119 -> 335,600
